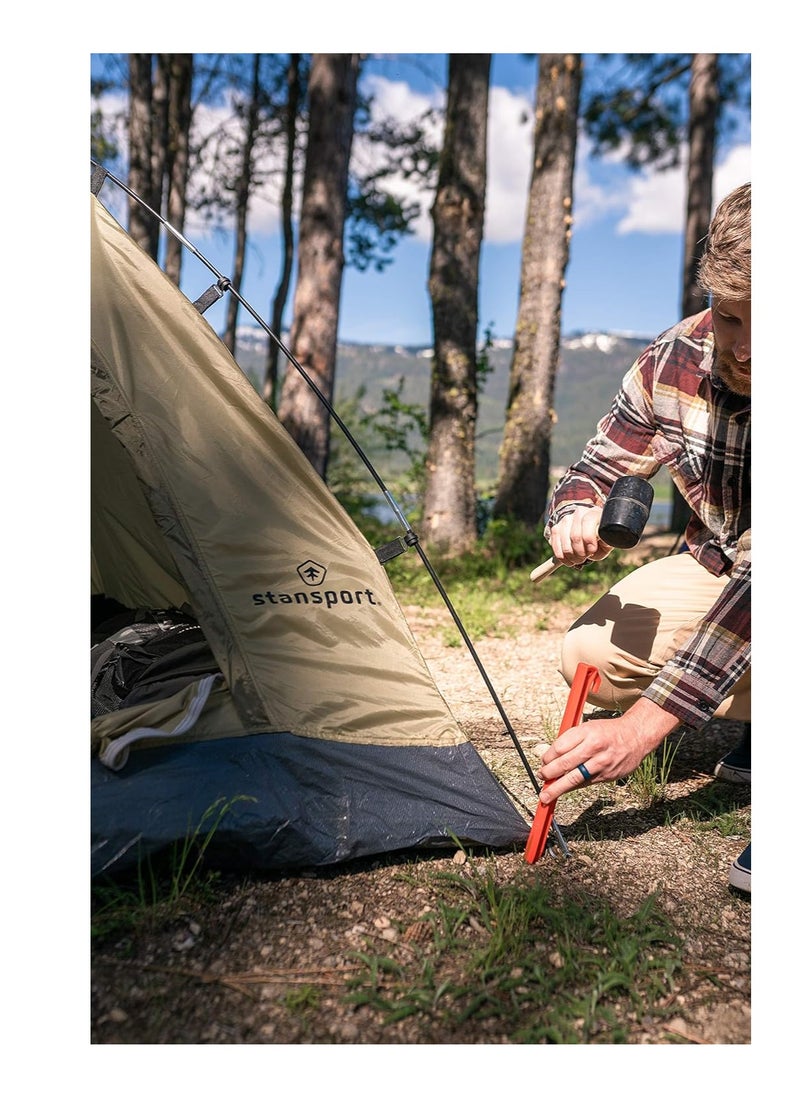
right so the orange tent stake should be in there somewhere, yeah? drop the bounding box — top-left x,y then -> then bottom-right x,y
524,662 -> 601,864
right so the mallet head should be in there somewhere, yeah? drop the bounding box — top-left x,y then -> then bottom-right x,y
598,476 -> 654,549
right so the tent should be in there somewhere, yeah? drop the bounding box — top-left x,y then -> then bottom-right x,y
90,188 -> 530,877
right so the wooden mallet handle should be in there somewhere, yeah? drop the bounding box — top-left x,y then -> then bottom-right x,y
530,476 -> 654,585
530,557 -> 561,583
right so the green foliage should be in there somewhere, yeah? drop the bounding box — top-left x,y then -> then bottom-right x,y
346,857 -> 684,1043
328,376 -> 428,517
384,515 -> 638,621
91,108 -> 119,166
346,188 -> 421,273
283,985 -> 321,1013
476,323 -> 495,395
582,53 -> 751,172
346,94 -> 440,272
625,733 -> 685,806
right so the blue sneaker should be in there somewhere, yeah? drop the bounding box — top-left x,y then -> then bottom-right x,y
728,843 -> 751,893
714,724 -> 750,784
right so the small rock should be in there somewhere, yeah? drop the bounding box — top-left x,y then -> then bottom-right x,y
338,1021 -> 360,1041
666,1016 -> 690,1037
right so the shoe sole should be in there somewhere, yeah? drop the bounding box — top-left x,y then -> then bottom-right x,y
729,861 -> 751,893
714,762 -> 751,785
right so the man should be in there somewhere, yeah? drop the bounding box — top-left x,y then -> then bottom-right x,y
537,182 -> 751,893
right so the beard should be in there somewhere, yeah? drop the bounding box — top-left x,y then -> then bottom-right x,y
714,350 -> 751,396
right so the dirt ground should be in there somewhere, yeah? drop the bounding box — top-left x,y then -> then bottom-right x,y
90,548 -> 751,1046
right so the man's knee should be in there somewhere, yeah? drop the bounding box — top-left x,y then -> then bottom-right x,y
560,623 -> 592,687
559,612 -> 654,710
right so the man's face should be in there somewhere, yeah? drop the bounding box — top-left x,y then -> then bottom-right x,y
711,298 -> 751,396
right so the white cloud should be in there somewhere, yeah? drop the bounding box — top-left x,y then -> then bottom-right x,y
712,145 -> 752,206
485,86 -> 535,243
360,72 -> 445,122
613,143 -> 751,237
616,165 -> 686,235
571,148 -> 631,230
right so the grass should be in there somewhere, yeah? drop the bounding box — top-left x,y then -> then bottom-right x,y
625,733 -> 685,807
374,514 -> 640,645
366,514 -> 636,604
91,794 -> 253,943
90,521 -> 748,1043
345,855 -> 685,1043
665,782 -> 752,837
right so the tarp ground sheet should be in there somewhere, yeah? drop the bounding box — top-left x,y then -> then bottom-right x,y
90,193 -> 530,877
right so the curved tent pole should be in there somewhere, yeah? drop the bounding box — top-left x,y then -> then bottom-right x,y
89,162 -> 567,857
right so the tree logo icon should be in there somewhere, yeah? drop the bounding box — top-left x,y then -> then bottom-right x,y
297,560 -> 327,587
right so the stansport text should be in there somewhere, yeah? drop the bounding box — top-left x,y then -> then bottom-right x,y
252,588 -> 379,609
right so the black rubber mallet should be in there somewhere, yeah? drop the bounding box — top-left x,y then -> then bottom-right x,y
530,475 -> 655,583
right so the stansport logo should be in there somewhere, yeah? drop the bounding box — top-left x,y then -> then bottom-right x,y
252,558 -> 380,610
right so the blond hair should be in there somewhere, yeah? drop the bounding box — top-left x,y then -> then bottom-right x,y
698,182 -> 750,301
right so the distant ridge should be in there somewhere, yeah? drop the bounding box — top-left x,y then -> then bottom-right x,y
234,327 -> 654,357
234,326 -> 652,486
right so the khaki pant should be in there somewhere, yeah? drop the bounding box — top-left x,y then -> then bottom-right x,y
560,552 -> 750,720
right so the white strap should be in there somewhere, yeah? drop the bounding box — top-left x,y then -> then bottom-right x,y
99,673 -> 221,772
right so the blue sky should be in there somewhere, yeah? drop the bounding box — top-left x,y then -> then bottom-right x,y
91,51 -> 751,347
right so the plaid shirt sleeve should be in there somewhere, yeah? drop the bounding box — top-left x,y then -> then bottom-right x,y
643,533 -> 751,728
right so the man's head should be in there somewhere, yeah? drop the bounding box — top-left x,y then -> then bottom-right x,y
700,182 -> 751,396
699,182 -> 751,302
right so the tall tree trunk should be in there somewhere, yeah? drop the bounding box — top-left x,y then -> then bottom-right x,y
164,54 -> 194,286
151,55 -> 170,226
670,52 -> 720,534
278,54 -> 360,478
127,54 -> 158,258
681,54 -> 719,318
493,55 -> 582,529
224,54 -> 262,359
420,54 -> 491,555
264,53 -> 301,410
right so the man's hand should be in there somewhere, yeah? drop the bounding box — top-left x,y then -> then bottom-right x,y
537,697 -> 680,805
548,505 -> 613,568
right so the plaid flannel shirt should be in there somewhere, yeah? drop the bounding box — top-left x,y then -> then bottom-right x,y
545,310 -> 751,728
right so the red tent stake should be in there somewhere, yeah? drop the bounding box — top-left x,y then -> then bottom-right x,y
524,662 -> 601,864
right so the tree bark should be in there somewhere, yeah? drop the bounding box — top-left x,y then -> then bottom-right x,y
224,54 -> 262,358
164,54 -> 194,286
671,53 -> 719,534
493,54 -> 582,529
127,54 -> 158,258
278,54 -> 360,478
264,53 -> 301,410
420,54 -> 491,555
682,54 -> 719,317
